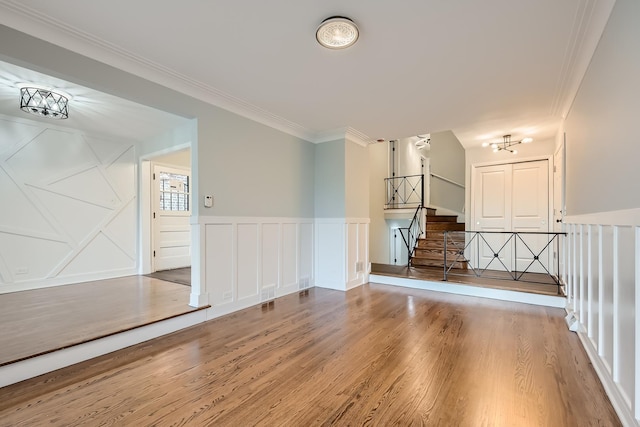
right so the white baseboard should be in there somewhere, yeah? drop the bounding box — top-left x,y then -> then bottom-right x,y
577,332 -> 638,427
0,268 -> 139,294
203,283 -> 308,319
369,274 -> 566,308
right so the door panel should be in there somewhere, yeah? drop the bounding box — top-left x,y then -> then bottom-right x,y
472,164 -> 512,270
153,165 -> 191,271
472,160 -> 550,273
512,161 -> 549,273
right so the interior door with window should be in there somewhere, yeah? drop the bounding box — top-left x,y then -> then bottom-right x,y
153,165 -> 191,271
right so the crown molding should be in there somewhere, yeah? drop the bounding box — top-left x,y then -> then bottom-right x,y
312,127 -> 371,146
549,0 -> 615,118
0,1 -> 319,142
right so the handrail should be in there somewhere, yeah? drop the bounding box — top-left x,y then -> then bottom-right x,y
398,205 -> 424,267
430,173 -> 465,189
442,230 -> 567,294
385,174 -> 424,209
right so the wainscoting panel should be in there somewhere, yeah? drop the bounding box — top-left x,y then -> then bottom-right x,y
315,221 -> 345,290
299,222 -> 313,285
601,225 -> 615,374
565,209 -> 640,426
262,223 -> 280,290
201,217 -> 313,315
315,218 -> 370,291
236,224 -> 259,301
588,225 -> 599,349
346,222 -> 358,285
0,115 -> 137,293
204,223 -> 234,303
281,223 -> 297,289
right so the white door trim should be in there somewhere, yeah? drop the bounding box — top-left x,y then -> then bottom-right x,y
138,144 -> 191,275
470,155 -> 554,237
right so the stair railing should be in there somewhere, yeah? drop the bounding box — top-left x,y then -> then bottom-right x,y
384,174 -> 424,209
398,205 -> 424,267
443,230 -> 567,294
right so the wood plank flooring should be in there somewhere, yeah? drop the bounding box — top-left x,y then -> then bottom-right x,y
0,276 -> 199,366
145,267 -> 191,286
0,284 -> 619,426
372,263 -> 563,296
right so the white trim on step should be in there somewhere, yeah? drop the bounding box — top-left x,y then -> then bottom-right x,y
369,274 -> 566,308
0,310 -> 208,388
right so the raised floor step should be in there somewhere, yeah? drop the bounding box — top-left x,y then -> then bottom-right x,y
426,222 -> 466,231
426,214 -> 458,222
412,257 -> 468,270
414,247 -> 464,260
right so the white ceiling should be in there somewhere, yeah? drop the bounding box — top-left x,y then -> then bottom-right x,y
0,60 -> 188,142
0,0 -> 614,147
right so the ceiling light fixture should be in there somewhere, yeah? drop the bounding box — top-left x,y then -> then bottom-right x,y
415,134 -> 431,150
316,16 -> 359,49
20,86 -> 69,119
482,134 -> 532,154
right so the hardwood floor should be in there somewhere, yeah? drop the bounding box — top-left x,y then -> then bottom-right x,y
372,263 -> 563,296
0,276 -> 200,366
145,267 -> 191,286
0,284 -> 619,426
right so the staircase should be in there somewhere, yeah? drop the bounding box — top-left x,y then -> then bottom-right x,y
411,208 -> 467,269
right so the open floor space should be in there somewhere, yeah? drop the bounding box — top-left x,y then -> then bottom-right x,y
0,283 -> 619,426
0,276 -> 200,367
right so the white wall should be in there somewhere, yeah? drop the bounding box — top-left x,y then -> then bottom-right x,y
314,138 -> 370,291
369,142 -> 388,264
564,0 -> 640,216
394,138 -> 423,177
0,114 -> 138,293
202,216 -> 313,317
429,130 -> 465,214
562,1 -> 640,425
152,148 -> 191,168
465,138 -> 556,226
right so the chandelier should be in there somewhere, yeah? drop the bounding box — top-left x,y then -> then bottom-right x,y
20,87 -> 69,119
483,134 -> 532,154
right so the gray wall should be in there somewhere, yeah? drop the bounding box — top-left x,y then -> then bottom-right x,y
314,140 -> 345,218
368,142 -> 389,263
564,0 -> 640,215
345,140 -> 369,218
429,130 -> 465,213
0,25 -> 315,219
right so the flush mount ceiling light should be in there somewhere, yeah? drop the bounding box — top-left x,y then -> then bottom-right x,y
316,16 -> 359,49
482,134 -> 532,154
19,85 -> 69,119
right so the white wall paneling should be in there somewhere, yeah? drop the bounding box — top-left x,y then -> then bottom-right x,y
315,218 -> 370,291
564,208 -> 640,426
0,115 -> 138,293
200,217 -> 314,316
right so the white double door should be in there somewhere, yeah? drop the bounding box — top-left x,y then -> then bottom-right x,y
471,159 -> 550,273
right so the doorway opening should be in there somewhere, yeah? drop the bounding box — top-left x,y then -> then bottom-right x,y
140,146 -> 192,282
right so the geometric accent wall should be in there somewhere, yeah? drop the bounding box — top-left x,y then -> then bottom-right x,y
0,116 -> 137,293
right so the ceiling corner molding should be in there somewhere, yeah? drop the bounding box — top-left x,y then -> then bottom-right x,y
311,127 -> 370,146
0,1 -> 316,142
344,127 -> 371,147
549,0 -> 616,119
